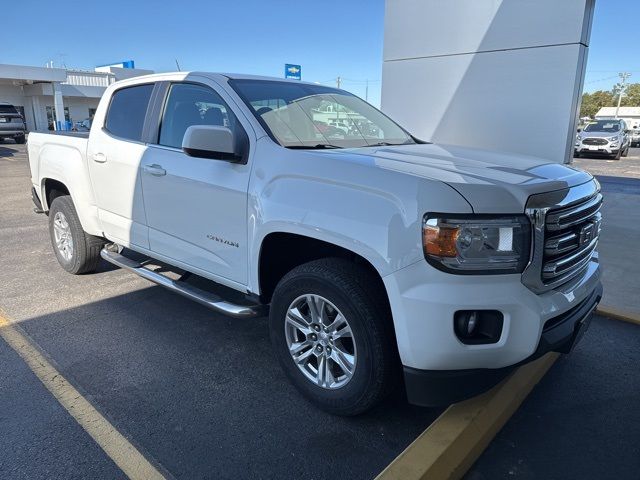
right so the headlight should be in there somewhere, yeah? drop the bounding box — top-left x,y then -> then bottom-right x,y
422,215 -> 531,274
608,136 -> 618,142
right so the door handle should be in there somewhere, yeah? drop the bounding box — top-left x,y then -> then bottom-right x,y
143,164 -> 166,176
92,152 -> 107,163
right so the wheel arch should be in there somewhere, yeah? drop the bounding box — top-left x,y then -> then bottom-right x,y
257,232 -> 388,306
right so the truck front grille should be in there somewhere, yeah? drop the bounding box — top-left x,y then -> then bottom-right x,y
542,192 -> 602,285
582,138 -> 608,146
522,181 -> 601,293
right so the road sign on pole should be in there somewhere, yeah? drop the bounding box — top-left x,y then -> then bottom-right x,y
285,64 -> 302,80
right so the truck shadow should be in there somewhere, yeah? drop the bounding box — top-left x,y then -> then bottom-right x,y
12,287 -> 442,479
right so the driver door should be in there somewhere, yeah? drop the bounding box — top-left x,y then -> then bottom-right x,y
140,81 -> 252,286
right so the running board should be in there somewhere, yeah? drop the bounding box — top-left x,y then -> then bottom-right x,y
100,248 -> 266,318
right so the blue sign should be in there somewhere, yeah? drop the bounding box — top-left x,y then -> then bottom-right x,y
285,64 -> 301,80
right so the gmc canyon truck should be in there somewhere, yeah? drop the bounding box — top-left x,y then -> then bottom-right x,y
27,73 -> 603,415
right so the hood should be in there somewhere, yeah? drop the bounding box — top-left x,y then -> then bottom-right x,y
580,130 -> 620,138
317,143 -> 593,213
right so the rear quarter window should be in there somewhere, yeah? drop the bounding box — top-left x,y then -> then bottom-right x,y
105,84 -> 154,142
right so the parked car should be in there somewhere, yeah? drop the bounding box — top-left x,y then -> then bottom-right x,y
73,118 -> 92,132
630,129 -> 640,148
575,119 -> 630,160
0,102 -> 26,144
27,73 -> 602,415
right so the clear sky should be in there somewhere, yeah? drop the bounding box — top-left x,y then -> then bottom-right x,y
2,0 -> 637,106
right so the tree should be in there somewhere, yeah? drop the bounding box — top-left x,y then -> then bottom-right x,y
579,90 -> 615,118
620,83 -> 640,107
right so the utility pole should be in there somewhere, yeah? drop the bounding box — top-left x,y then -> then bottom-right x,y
365,79 -> 369,102
336,76 -> 341,89
615,72 -> 631,119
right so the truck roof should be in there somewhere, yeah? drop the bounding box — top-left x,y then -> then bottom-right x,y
109,71 -> 327,89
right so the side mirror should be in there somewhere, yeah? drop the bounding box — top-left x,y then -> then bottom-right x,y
182,125 -> 242,162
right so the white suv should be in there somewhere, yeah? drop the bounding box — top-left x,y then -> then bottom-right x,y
576,119 -> 630,160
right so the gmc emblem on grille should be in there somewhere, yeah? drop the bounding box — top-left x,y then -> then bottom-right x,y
579,222 -> 596,246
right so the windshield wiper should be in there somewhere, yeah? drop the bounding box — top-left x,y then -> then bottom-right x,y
285,144 -> 344,149
364,141 -> 411,147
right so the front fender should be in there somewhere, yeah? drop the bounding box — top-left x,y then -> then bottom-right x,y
246,138 -> 472,293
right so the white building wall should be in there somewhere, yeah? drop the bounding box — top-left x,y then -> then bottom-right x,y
382,0 -> 595,164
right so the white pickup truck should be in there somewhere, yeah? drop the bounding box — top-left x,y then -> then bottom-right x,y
28,72 -> 603,415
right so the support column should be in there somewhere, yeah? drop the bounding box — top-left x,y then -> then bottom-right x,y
382,0 -> 595,163
52,82 -> 66,130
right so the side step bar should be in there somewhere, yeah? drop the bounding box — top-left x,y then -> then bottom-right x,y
100,248 -> 266,318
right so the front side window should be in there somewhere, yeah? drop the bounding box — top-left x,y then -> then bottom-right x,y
230,79 -> 416,148
159,83 -> 240,149
105,84 -> 154,141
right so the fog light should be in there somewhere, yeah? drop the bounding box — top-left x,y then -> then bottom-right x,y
454,310 -> 504,345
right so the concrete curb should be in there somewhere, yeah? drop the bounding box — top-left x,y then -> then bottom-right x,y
376,353 -> 559,480
596,306 -> 640,326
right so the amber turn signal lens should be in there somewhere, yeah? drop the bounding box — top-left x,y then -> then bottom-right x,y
423,225 -> 459,257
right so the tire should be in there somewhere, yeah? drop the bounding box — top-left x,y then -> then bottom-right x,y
574,152 -> 580,158
612,149 -> 622,160
269,258 -> 397,415
622,146 -> 629,157
15,135 -> 25,144
48,195 -> 105,274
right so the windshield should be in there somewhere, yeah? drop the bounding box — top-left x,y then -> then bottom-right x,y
230,79 -> 416,148
0,104 -> 18,114
583,120 -> 621,132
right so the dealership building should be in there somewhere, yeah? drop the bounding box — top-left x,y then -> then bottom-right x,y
0,62 -> 152,131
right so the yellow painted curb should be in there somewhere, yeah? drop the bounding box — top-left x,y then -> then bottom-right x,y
596,305 -> 640,326
376,353 -> 559,480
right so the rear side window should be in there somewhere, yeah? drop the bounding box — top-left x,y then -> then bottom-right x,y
105,84 -> 154,141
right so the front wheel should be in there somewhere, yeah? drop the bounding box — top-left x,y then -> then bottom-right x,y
48,195 -> 105,274
269,258 -> 397,416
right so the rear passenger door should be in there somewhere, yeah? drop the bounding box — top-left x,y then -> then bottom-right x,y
87,83 -> 155,249
140,80 -> 253,287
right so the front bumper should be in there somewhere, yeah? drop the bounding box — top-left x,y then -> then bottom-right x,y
0,128 -> 25,137
575,144 -> 619,155
403,282 -> 601,406
383,254 -> 602,406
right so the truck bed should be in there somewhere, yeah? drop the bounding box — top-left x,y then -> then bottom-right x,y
27,131 -> 90,194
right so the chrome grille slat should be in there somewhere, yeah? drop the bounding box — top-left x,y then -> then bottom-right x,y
542,239 -> 598,279
545,193 -> 603,231
544,231 -> 578,256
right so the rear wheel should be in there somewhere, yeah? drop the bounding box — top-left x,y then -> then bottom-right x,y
269,258 -> 396,416
15,135 -> 25,144
48,195 -> 105,274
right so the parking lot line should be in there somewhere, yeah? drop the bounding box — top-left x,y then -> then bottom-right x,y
597,306 -> 640,326
376,353 -> 559,480
0,311 -> 168,480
